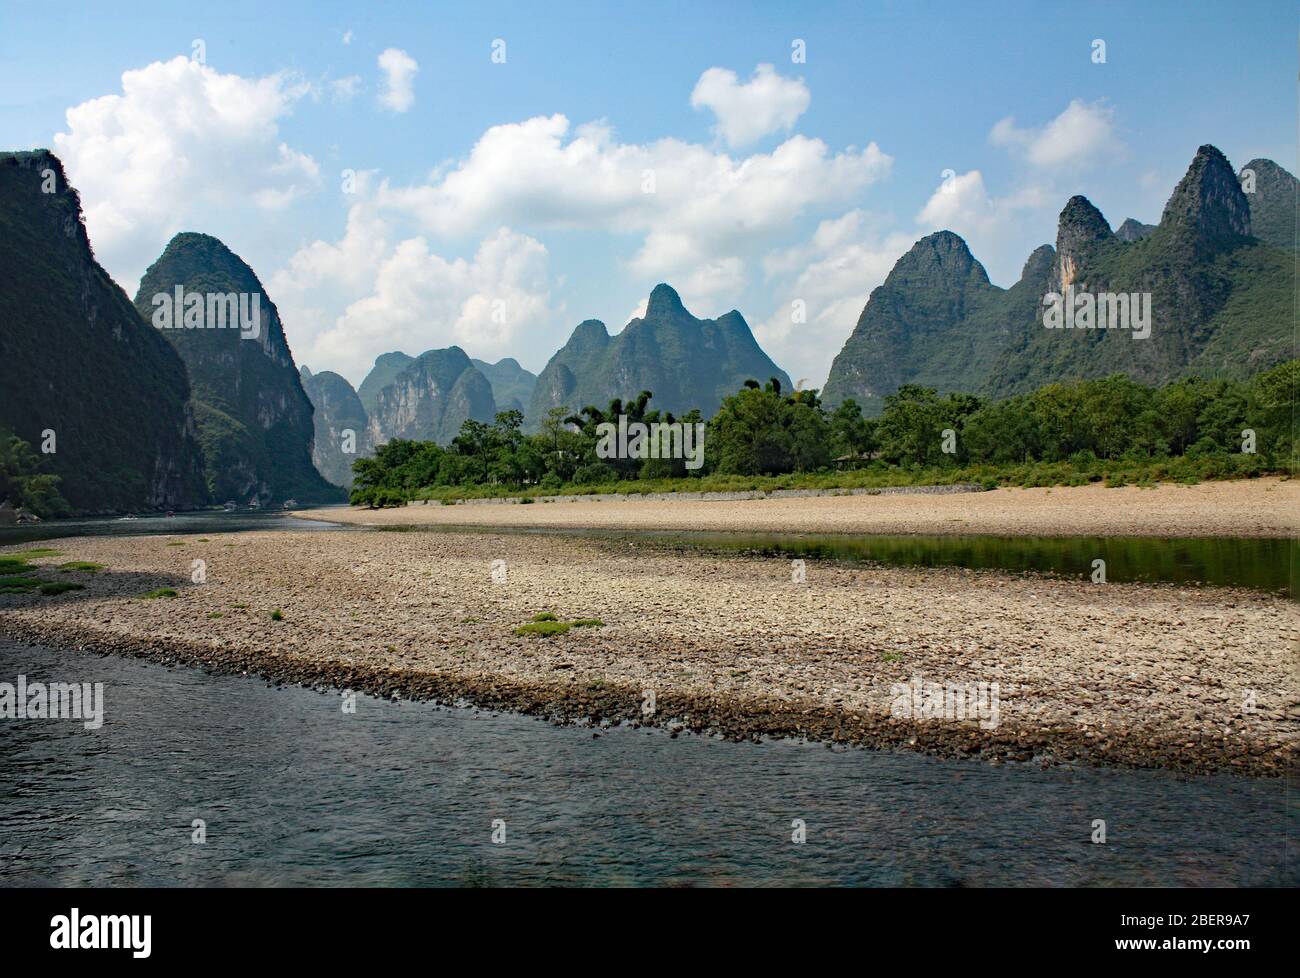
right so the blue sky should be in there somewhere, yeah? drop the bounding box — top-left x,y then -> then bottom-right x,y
1,0 -> 1294,388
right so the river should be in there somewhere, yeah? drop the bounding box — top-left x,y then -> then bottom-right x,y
0,509 -> 1294,886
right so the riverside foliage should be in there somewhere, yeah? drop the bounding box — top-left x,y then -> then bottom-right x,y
348,360 -> 1297,506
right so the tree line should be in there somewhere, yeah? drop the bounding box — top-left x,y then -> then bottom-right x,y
349,360 -> 1298,505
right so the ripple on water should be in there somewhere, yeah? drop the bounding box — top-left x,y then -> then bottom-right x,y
0,640 -> 1294,887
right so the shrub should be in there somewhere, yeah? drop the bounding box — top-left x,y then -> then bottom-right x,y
572,463 -> 619,485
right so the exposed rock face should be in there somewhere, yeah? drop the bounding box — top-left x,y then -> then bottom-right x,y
822,144 -> 1294,411
1116,218 -> 1157,242
0,150 -> 207,512
300,367 -> 371,488
1053,196 -> 1114,291
470,357 -> 537,414
133,233 -> 340,505
528,284 -> 791,424
364,347 -> 497,445
357,351 -> 414,416
1240,157 -> 1297,250
1160,144 -> 1252,254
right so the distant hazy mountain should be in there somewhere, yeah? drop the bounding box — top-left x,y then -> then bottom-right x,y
133,233 -> 340,504
300,367 -> 371,488
529,283 -> 792,424
0,150 -> 207,512
823,145 -> 1294,413
357,351 -> 414,416
470,357 -> 537,414
362,346 -> 497,445
1240,157 -> 1297,249
1115,218 -> 1156,242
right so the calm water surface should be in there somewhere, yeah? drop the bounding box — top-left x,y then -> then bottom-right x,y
0,640 -> 1294,887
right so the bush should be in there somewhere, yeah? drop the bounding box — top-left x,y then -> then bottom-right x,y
572,463 -> 618,485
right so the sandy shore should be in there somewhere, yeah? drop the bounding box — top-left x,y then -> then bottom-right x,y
297,478 -> 1299,538
2,528 -> 1295,775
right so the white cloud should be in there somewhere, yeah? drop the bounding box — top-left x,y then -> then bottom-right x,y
331,75 -> 361,103
690,64 -> 810,148
377,48 -> 418,113
342,30 -> 353,45
989,98 -> 1119,169
52,56 -> 319,293
624,299 -> 649,326
916,169 -> 998,229
269,202 -> 391,341
274,210 -> 558,384
274,110 -> 892,381
374,114 -> 891,290
755,210 -> 914,389
915,170 -> 1054,286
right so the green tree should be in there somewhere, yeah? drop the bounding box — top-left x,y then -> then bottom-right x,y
0,429 -> 68,517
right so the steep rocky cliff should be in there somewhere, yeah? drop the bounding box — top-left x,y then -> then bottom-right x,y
133,233 -> 340,504
0,150 -> 206,511
362,347 -> 497,445
529,283 -> 792,423
823,145 -> 1293,412
300,367 -> 371,488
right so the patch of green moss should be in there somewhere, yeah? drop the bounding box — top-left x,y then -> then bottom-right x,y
141,588 -> 178,599
514,620 -> 571,637
514,614 -> 605,637
58,561 -> 105,573
0,576 -> 44,593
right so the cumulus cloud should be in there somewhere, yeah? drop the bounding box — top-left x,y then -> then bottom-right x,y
755,210 -> 914,388
273,204 -> 558,384
989,98 -> 1119,168
52,56 -> 318,293
690,64 -> 810,148
273,108 -> 892,379
373,114 -> 891,292
377,48 -> 418,112
915,170 -> 1053,285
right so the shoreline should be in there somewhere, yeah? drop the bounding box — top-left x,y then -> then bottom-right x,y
2,528 -> 1295,776
297,478 -> 1299,539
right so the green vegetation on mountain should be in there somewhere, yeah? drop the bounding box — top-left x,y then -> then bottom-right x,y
300,367 -> 372,488
471,357 -> 537,413
528,283 -> 792,427
1241,157 -> 1297,249
0,151 -> 208,513
824,146 -> 1295,415
133,233 -> 340,505
357,351 -> 414,415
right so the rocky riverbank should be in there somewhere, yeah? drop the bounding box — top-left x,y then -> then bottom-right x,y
300,477 -> 1299,538
1,528 -> 1295,775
